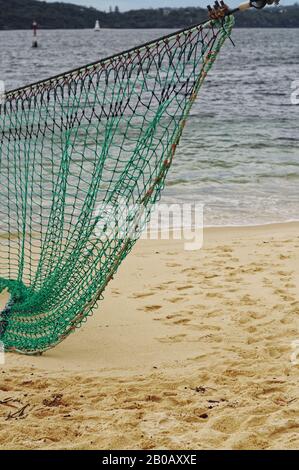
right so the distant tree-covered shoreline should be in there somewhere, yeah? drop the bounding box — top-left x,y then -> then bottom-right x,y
0,0 -> 299,30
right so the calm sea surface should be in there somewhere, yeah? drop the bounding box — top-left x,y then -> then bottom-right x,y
0,28 -> 298,226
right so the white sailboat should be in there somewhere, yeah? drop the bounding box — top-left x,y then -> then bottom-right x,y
94,20 -> 101,32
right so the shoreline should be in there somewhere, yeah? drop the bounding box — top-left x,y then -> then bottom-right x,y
205,220 -> 299,229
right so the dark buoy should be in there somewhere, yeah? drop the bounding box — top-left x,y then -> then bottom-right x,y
32,21 -> 38,48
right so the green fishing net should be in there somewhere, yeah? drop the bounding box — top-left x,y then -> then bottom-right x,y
0,16 -> 234,354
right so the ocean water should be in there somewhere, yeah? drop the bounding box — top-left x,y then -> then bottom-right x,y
0,28 -> 298,226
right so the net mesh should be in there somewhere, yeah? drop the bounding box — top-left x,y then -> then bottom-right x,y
0,16 -> 234,354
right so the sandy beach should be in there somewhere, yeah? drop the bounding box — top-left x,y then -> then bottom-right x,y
0,222 -> 299,450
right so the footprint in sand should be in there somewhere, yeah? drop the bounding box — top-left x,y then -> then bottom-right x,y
277,270 -> 293,277
166,296 -> 185,303
157,281 -> 176,291
182,267 -> 199,274
206,292 -> 224,299
217,245 -> 234,253
131,292 -> 154,299
204,273 -> 220,279
274,289 -> 295,302
158,334 -> 187,343
111,289 -> 121,295
279,254 -> 291,260
210,414 -> 243,434
239,294 -> 258,305
173,318 -> 191,325
143,305 -> 162,312
166,261 -> 182,267
165,313 -> 181,320
177,285 -> 193,292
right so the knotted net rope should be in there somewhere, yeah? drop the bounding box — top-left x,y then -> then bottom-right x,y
0,16 -> 234,354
